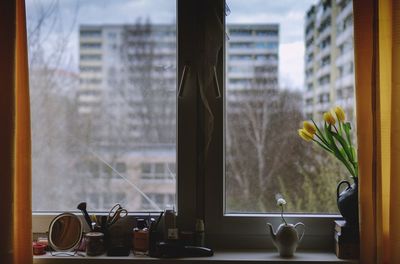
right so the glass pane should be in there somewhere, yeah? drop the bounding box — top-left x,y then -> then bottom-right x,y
27,0 -> 176,212
225,0 -> 356,213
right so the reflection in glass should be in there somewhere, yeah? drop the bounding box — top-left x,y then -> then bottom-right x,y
27,0 -> 177,212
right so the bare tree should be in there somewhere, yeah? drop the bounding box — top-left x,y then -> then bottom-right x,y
225,69 -> 348,213
28,0 -> 81,210
118,18 -> 176,145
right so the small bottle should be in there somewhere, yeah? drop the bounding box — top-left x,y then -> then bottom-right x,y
195,219 -> 205,247
133,218 -> 149,255
164,208 -> 178,241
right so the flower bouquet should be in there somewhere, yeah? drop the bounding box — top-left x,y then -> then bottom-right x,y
297,106 -> 358,178
298,106 -> 359,226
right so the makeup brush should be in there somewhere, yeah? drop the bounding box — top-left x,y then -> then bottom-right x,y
77,202 -> 93,231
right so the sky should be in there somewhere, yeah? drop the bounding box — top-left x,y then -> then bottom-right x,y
26,0 -> 317,90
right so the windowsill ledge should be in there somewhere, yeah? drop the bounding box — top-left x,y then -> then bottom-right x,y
34,250 -> 358,264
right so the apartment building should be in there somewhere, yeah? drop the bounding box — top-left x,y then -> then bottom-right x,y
77,23 -> 279,211
226,24 -> 279,112
303,0 -> 355,122
78,23 -> 279,115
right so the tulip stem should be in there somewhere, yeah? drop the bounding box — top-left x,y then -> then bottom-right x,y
333,125 -> 339,134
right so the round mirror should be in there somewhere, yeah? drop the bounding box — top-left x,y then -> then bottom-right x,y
48,213 -> 83,252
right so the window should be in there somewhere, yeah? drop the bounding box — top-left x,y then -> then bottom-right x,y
321,55 -> 331,67
141,193 -> 175,210
80,42 -> 102,49
80,54 -> 102,61
29,0 -> 357,251
80,30 -> 102,37
224,0 -> 356,217
27,0 -> 176,212
140,162 -> 175,181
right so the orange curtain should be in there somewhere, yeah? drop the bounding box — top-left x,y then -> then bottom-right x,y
0,0 -> 32,263
354,0 -> 400,263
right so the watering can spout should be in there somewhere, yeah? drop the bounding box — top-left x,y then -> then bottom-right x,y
267,223 -> 276,243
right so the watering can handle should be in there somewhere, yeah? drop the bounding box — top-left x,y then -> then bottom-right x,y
294,222 -> 305,242
337,180 -> 351,199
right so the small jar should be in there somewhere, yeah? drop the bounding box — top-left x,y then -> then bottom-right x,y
133,218 -> 149,255
85,232 -> 105,256
32,242 -> 46,255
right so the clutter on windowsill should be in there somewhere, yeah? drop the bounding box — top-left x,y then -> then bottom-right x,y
33,202 -> 213,259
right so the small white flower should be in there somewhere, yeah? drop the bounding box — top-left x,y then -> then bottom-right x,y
277,198 -> 286,206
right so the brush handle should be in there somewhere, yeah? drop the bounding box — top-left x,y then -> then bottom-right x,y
82,210 -> 93,230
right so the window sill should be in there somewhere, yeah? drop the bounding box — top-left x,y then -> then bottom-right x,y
33,250 -> 358,264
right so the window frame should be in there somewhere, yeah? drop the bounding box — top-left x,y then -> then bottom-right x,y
33,0 -> 346,251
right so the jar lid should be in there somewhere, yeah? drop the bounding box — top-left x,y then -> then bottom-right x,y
85,232 -> 104,238
136,218 -> 147,229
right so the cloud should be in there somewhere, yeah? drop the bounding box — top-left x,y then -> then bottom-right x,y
226,0 -> 318,89
279,41 -> 305,90
26,0 -> 316,88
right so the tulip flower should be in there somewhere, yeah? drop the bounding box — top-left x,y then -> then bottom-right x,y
303,121 -> 316,135
297,106 -> 358,178
298,129 -> 314,141
323,112 -> 336,125
334,106 -> 346,122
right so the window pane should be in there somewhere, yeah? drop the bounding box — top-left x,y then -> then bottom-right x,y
27,0 -> 176,212
225,0 -> 356,213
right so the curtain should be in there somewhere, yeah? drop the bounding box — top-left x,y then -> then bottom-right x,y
0,0 -> 32,263
354,0 -> 400,263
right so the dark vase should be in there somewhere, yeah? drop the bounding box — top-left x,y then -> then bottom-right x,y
336,177 -> 359,227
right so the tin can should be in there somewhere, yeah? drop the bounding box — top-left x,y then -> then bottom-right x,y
85,232 -> 105,256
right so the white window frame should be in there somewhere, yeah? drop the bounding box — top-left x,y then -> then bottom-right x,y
33,0 -> 344,251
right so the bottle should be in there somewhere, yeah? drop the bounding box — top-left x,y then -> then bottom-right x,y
164,208 -> 178,241
195,219 -> 205,247
133,218 -> 149,255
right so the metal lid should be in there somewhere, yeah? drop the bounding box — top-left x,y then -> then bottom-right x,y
85,232 -> 104,238
136,218 -> 147,229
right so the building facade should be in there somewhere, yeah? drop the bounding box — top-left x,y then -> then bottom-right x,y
77,23 -> 279,211
303,0 -> 355,122
226,24 -> 279,110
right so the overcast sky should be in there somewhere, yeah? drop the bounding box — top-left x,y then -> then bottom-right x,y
26,0 -> 317,90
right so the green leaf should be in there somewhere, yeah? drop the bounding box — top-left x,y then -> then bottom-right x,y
342,122 -> 355,163
312,119 -> 329,146
331,131 -> 354,163
325,127 -> 356,177
314,139 -> 334,154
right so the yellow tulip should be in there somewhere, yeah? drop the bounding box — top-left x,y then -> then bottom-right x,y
303,121 -> 316,135
298,129 -> 314,141
334,106 -> 346,122
323,112 -> 336,125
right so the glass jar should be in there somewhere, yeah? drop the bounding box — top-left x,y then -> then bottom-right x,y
133,218 -> 149,255
85,232 -> 105,256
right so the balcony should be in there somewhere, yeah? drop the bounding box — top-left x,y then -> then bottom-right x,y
335,51 -> 354,67
335,74 -> 354,89
316,82 -> 331,93
336,26 -> 353,46
304,90 -> 314,99
228,35 -> 279,43
337,1 -> 353,23
79,35 -> 103,43
317,26 -> 331,43
320,7 -> 332,22
306,29 -> 314,41
316,65 -> 331,77
316,45 -> 331,60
